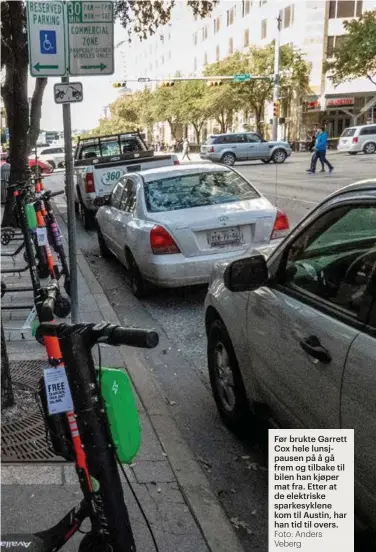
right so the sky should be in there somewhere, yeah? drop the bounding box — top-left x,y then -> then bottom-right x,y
35,21 -> 131,132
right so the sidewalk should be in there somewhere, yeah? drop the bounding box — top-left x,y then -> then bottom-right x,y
1,205 -> 244,551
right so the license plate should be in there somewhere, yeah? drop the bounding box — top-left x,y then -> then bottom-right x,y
209,227 -> 241,247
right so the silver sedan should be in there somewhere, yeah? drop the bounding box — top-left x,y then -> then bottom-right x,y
95,163 -> 289,296
204,179 -> 376,533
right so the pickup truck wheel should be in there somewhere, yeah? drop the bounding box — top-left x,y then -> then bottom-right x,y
82,205 -> 96,231
126,250 -> 147,298
97,228 -> 112,258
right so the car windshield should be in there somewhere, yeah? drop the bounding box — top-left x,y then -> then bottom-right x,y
341,128 -> 356,137
144,171 -> 259,212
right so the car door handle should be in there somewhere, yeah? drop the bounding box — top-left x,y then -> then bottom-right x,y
299,336 -> 331,364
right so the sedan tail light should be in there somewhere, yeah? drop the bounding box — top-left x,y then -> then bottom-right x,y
271,209 -> 290,240
150,225 -> 180,254
352,137 -> 358,144
85,172 -> 95,193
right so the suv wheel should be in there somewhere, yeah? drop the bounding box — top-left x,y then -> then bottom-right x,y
272,149 -> 287,164
221,153 -> 236,166
363,142 -> 376,155
207,319 -> 251,435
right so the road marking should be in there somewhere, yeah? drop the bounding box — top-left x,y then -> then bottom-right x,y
267,194 -> 318,205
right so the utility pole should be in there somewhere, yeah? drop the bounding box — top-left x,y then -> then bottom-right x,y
272,13 -> 282,141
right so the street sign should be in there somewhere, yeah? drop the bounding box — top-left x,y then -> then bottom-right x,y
54,82 -> 83,104
233,73 -> 251,82
138,77 -> 151,83
26,1 -> 66,77
67,1 -> 114,76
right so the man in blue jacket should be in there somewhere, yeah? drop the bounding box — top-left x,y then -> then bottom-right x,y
307,127 -> 334,174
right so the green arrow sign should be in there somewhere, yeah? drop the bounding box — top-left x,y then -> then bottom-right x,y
80,64 -> 107,71
233,73 -> 251,82
34,63 -> 59,72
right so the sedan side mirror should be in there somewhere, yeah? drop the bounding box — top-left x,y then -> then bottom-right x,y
224,254 -> 268,292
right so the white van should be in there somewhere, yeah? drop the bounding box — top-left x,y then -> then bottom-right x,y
337,124 -> 376,155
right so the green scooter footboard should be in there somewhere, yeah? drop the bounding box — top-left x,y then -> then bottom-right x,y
98,367 -> 141,464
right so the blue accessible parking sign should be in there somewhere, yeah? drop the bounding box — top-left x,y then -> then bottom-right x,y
40,30 -> 57,54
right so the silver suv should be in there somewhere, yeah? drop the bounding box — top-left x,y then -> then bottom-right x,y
200,132 -> 292,166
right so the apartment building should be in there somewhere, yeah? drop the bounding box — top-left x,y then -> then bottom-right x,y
125,0 -> 376,142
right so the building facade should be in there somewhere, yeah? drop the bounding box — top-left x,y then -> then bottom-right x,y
124,0 -> 376,143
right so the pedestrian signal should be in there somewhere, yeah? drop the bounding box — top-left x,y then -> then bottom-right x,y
112,81 -> 127,88
161,81 -> 175,87
273,100 -> 281,118
207,81 -> 223,87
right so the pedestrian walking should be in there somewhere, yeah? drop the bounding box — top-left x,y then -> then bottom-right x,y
181,138 -> 191,161
306,127 -> 334,175
308,125 -> 325,172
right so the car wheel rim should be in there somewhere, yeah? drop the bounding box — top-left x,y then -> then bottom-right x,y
223,155 -> 234,165
274,151 -> 285,162
214,342 -> 236,412
365,144 -> 375,154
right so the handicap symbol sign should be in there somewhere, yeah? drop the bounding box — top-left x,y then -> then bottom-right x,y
40,30 -> 57,55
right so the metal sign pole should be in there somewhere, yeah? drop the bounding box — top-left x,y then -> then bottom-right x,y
61,75 -> 79,323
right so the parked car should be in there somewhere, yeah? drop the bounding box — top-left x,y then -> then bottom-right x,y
204,178 -> 376,531
29,145 -> 66,170
200,132 -> 292,166
337,124 -> 376,155
29,158 -> 53,175
74,131 -> 179,229
96,163 -> 289,297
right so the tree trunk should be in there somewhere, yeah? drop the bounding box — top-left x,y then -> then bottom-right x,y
1,2 -> 47,228
216,111 -> 226,133
167,119 -> 177,140
192,122 -> 204,145
255,110 -> 262,134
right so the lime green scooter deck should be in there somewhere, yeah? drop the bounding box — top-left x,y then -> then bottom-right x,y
98,367 -> 141,464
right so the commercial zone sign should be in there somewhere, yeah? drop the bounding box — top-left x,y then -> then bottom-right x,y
26,1 -> 114,77
67,1 -> 114,76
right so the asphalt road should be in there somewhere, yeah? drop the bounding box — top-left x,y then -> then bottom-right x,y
48,151 -> 375,552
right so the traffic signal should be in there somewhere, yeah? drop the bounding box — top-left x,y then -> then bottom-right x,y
112,81 -> 127,88
273,100 -> 281,118
207,80 -> 223,87
161,81 -> 175,88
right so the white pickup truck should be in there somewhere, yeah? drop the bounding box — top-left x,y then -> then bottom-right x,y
74,132 -> 179,229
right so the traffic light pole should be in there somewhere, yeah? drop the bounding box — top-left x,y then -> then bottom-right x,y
113,75 -> 272,85
272,14 -> 282,141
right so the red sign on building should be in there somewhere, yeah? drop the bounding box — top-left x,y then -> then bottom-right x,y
326,97 -> 355,107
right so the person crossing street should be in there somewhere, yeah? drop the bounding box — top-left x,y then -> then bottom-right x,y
181,138 -> 191,161
307,127 -> 334,175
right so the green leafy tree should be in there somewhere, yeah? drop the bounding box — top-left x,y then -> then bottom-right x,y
175,80 -> 212,143
151,84 -> 182,139
325,10 -> 376,86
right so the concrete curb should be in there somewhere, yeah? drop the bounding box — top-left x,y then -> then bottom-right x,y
56,207 -> 245,552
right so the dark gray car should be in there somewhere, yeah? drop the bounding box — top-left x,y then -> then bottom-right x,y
200,132 -> 292,166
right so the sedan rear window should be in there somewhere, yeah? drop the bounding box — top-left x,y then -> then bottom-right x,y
341,128 -> 356,137
144,171 -> 259,213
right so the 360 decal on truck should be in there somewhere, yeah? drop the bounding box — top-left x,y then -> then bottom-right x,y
74,132 -> 179,229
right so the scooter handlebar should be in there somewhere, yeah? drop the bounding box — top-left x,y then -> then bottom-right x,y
107,326 -> 159,349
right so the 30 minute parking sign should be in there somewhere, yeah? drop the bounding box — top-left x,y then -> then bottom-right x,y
26,1 -> 114,77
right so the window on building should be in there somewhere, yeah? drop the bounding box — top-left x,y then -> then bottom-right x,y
229,37 -> 234,54
227,8 -> 235,26
329,1 -> 362,19
216,45 -> 220,61
214,16 -> 221,33
244,29 -> 250,47
245,0 -> 251,15
169,51 -> 171,59
204,52 -> 208,66
193,32 -> 198,45
327,35 -> 348,57
284,5 -> 292,28
261,19 -> 267,39
161,56 -> 164,65
194,57 -> 197,71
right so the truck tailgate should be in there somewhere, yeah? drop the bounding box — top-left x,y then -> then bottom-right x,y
93,156 -> 178,197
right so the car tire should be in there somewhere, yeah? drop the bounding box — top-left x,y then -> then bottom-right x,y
348,152 -> 358,155
221,153 -> 236,166
261,158 -> 271,163
363,142 -> 376,155
207,319 -> 251,435
126,249 -> 147,298
97,227 -> 112,258
272,149 -> 287,164
47,160 -> 56,171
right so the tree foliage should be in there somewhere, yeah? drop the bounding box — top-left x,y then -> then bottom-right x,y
325,10 -> 376,86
